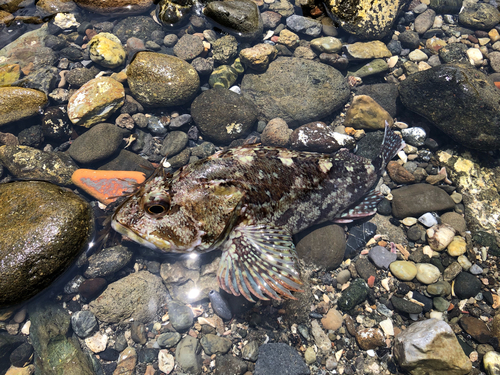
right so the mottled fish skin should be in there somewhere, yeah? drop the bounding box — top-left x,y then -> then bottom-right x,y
112,124 -> 405,301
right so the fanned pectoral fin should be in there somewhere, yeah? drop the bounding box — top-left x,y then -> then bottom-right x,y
333,189 -> 383,223
217,225 -> 304,302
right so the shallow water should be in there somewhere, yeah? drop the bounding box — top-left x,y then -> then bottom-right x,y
1,0 -> 500,374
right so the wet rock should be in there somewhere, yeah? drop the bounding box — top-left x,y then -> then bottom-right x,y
0,333 -> 25,374
208,64 -> 239,89
414,9 -> 436,34
131,322 -> 147,344
176,336 -> 202,375
75,0 -> 153,14
483,351 -> 500,375
254,343 -> 310,375
173,34 -> 204,61
168,300 -> 193,332
71,310 -> 98,338
356,328 -> 385,350
286,15 -> 321,37
349,58 -> 389,78
394,319 -> 472,375
208,290 -> 232,320
9,342 -> 33,368
321,308 -> 343,331
41,106 -> 72,141
399,30 -> 420,50
156,0 -> 193,29
391,295 -> 423,314
454,272 -> 482,300
98,149 -> 154,176
0,181 -> 92,308
387,161 -> 415,184
261,118 -> 292,147
354,83 -> 399,117
399,64 -> 500,151
203,0 -> 263,41
158,349 -> 174,374
415,263 -> 441,284
29,302 -> 95,374
242,341 -> 259,362
324,0 -> 409,39
78,278 -> 107,300
65,66 -> 100,88
241,57 -> 350,128
67,77 -> 125,128
368,246 -> 397,269
390,261 -> 417,281
426,223 -> 456,251
160,131 -> 188,157
68,123 -> 125,164
447,236 -> 466,257
239,43 -> 278,72
310,36 -> 342,54
114,346 -> 137,374
127,51 -> 199,108
157,332 -> 181,348
344,95 -> 393,130
437,150 -> 500,238
295,223 -> 346,270
214,354 -> 248,375
290,122 -> 355,152
459,3 -> 500,30
391,184 -> 455,218
345,41 -> 392,59
84,245 -> 133,278
88,33 -> 126,68
89,271 -> 167,323
345,222 -> 377,259
0,87 -> 47,126
460,316 -> 492,344
200,334 -> 232,355
337,278 -> 369,312
191,87 -> 257,145
212,35 -> 238,65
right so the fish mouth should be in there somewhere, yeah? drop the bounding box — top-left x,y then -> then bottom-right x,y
111,220 -> 172,251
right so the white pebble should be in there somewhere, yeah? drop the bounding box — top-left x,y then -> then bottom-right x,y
467,48 -> 483,66
416,263 -> 441,284
469,264 -> 483,275
379,319 -> 394,336
418,212 -> 438,227
158,349 -> 175,374
426,223 -> 456,251
457,255 -> 472,271
229,86 -> 241,94
402,217 -> 418,226
21,321 -> 30,335
430,311 -> 444,320
85,332 -> 108,353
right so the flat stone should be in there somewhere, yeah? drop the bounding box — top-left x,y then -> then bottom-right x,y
175,336 -> 202,375
344,95 -> 393,130
390,261 -> 417,281
200,334 -> 232,355
321,309 -> 343,331
0,181 -> 92,308
460,316 -> 492,344
84,245 -> 133,279
368,246 -> 397,269
254,343 -> 310,375
345,41 -> 392,59
290,121 -> 355,153
71,310 -> 98,338
391,184 -> 455,218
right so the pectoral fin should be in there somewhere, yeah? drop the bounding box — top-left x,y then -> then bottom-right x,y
217,225 -> 304,302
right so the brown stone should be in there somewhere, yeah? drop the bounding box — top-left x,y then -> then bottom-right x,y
0,87 -> 47,126
344,95 -> 394,130
261,118 -> 292,147
387,161 -> 416,184
321,309 -> 343,331
459,316 -> 492,344
74,0 -> 153,15
356,328 -> 386,350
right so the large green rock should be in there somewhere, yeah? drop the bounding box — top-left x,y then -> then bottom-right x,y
399,64 -> 500,151
127,51 -> 200,107
28,302 -> 95,375
241,57 -> 350,128
0,181 -> 93,308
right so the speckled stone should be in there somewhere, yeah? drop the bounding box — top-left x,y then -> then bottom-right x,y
0,87 -> 47,127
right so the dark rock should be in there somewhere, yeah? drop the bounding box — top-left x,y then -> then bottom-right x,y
14,66 -> 59,95
412,291 -> 433,312
319,53 -> 349,70
355,257 -> 378,282
391,184 -> 455,218
113,16 -> 162,44
131,321 -> 147,344
295,223 -> 346,270
454,272 -> 482,299
203,0 -> 263,41
290,121 -> 355,153
157,332 -> 182,348
355,130 -> 384,160
173,34 -> 204,61
254,343 -> 309,375
208,290 -> 232,320
78,278 -> 107,300
168,300 -> 194,332
0,333 -> 25,373
241,57 -> 350,129
156,0 -> 193,29
99,347 -> 119,361
138,347 -> 158,363
160,131 -> 188,157
345,222 -> 378,259
66,67 -> 100,88
377,198 -> 392,215
338,278 -> 369,312
200,334 -> 232,355
460,316 -> 492,344
407,225 -> 423,242
429,0 -> 462,14
399,64 -> 500,151
98,149 -> 154,177
84,245 -> 133,279
9,342 -> 33,367
459,3 -> 500,30
71,310 -> 98,338
170,114 -> 192,129
175,336 -> 202,374
354,83 -> 399,117
0,181 -> 92,308
18,125 -> 44,148
68,123 -> 125,164
398,30 -> 420,50
42,106 -> 72,141
191,87 -> 257,145
391,295 -> 423,314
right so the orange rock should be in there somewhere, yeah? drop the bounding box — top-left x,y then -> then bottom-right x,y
495,82 -> 500,89
72,169 -> 146,205
367,275 -> 376,288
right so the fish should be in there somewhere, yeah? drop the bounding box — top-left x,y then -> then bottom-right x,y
111,124 -> 405,302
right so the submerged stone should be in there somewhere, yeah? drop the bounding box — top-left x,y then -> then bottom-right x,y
0,87 -> 47,126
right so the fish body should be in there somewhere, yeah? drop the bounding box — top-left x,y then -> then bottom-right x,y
112,125 -> 404,301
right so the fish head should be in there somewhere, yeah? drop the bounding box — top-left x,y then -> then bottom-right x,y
111,166 -> 245,253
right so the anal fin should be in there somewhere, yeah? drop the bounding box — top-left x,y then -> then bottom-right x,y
333,190 -> 382,223
217,225 -> 304,302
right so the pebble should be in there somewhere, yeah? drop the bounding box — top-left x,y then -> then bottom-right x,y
401,127 -> 426,147
426,223 -> 456,251
254,343 -> 309,375
368,246 -> 397,269
304,346 -> 316,364
208,290 -> 232,321
336,269 -> 351,284
242,341 -> 259,362
175,336 -> 202,374
286,15 -> 322,37
418,212 -> 438,227
447,236 -> 467,257
460,316 -> 493,344
261,118 -> 292,147
321,309 -> 343,331
85,332 -> 108,353
391,295 -> 423,314
9,342 -> 33,368
131,322 -> 147,344
337,278 -> 369,312
71,310 -> 98,338
168,300 -> 194,332
427,280 -> 451,296
454,272 -> 482,300
200,334 -> 232,355
390,261 -> 417,281
483,351 -> 500,375
415,263 -> 441,284
158,350 -> 175,374
157,332 -> 182,348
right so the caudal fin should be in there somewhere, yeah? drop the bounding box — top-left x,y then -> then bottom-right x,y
373,121 -> 406,172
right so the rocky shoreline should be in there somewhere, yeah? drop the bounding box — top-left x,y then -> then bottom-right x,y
0,0 -> 500,373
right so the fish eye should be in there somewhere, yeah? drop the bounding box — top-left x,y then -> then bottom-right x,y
143,195 -> 170,217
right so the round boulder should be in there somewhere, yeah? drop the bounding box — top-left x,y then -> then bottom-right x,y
241,57 -> 350,128
127,51 -> 200,108
399,64 -> 500,151
0,87 -> 47,127
0,181 -> 93,308
191,87 -> 257,145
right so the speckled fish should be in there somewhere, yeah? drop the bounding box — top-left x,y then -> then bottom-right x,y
111,124 -> 404,302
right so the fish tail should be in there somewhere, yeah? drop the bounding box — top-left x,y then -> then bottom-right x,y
373,121 -> 406,172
